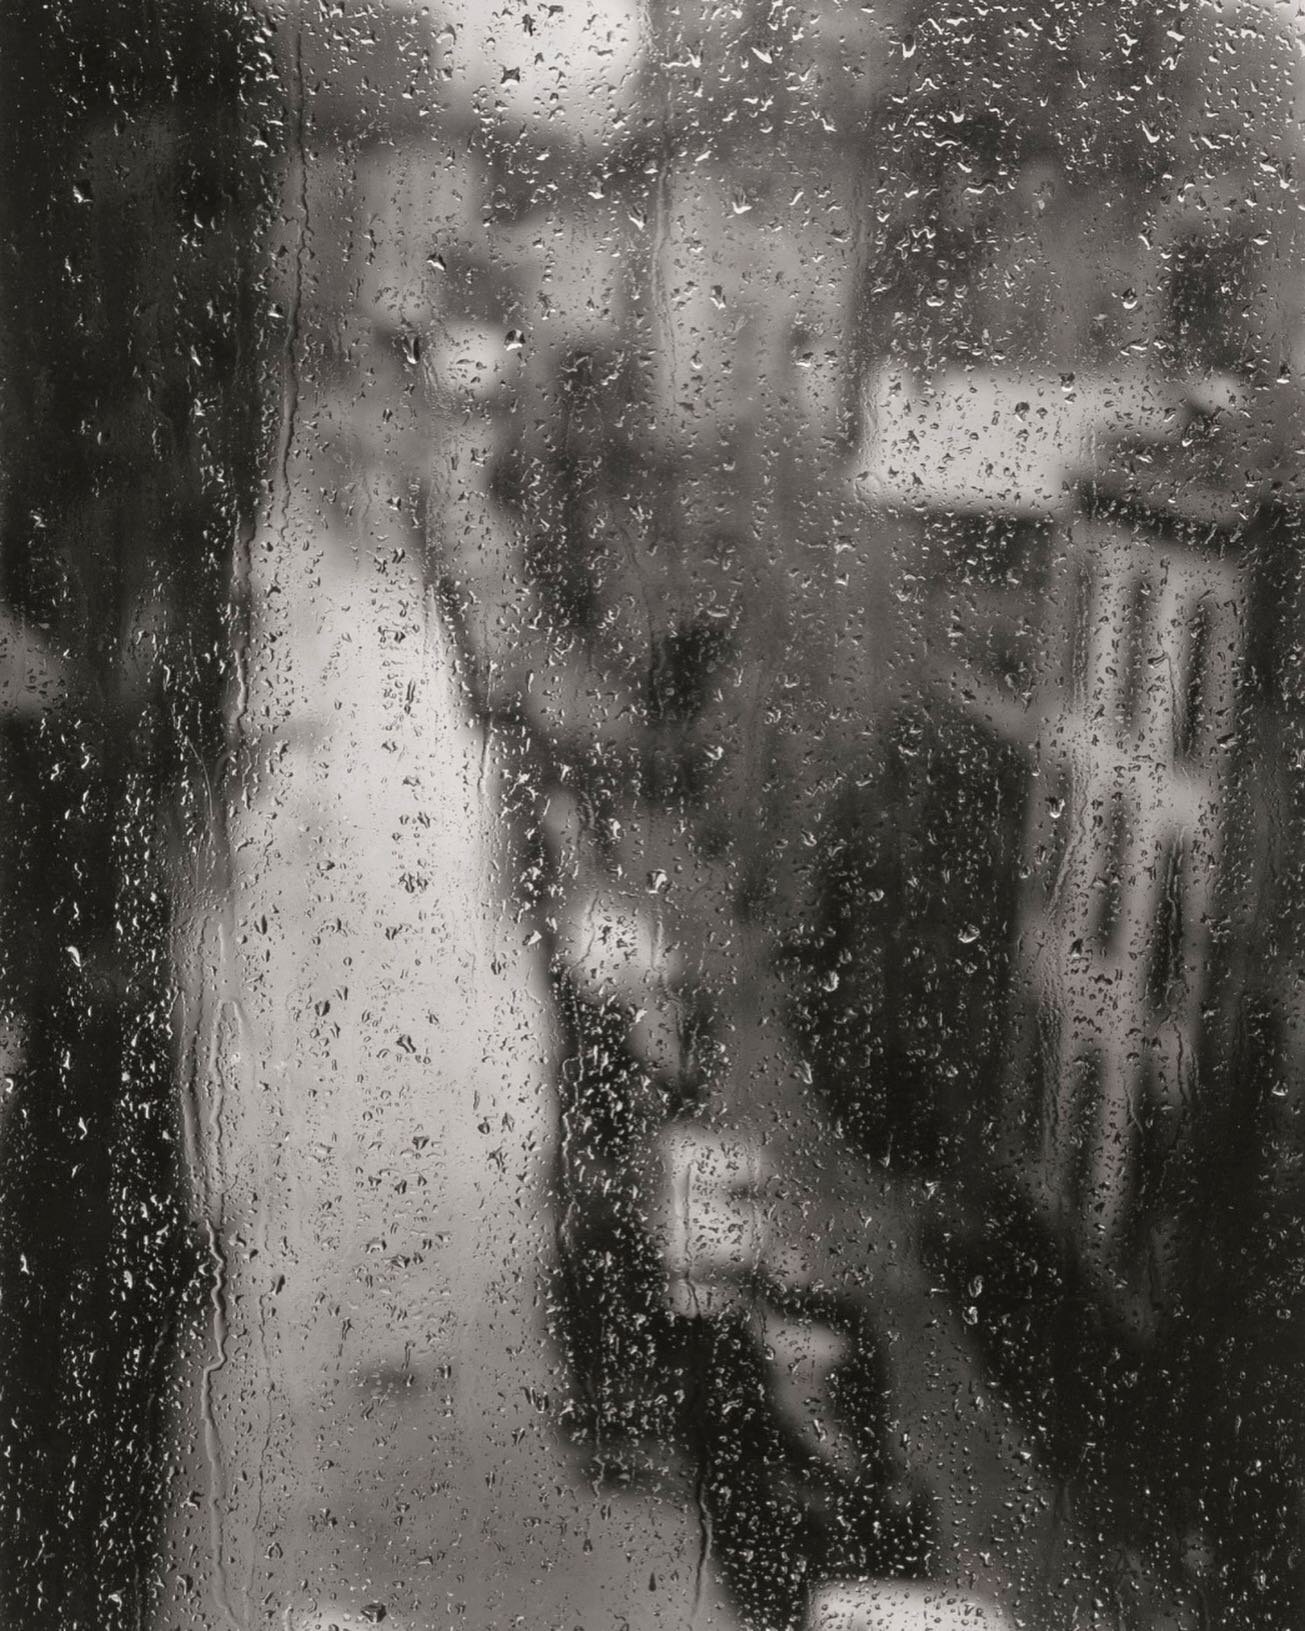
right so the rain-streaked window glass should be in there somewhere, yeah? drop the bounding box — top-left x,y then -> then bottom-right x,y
1,4 -> 1302,1630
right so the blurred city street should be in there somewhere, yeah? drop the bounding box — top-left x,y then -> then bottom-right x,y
2,3 -> 1303,1630
166,478 -> 746,1630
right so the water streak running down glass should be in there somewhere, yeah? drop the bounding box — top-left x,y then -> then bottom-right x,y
0,3 -> 1303,1630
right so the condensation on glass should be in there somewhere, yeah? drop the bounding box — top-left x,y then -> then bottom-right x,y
1,4 -> 1302,1631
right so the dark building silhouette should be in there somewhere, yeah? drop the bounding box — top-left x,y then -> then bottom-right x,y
0,5 -> 272,1625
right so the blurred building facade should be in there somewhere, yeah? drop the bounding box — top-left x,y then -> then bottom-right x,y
0,6 -> 273,1625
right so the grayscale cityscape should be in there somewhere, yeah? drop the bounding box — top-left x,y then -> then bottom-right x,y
0,3 -> 1302,1629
